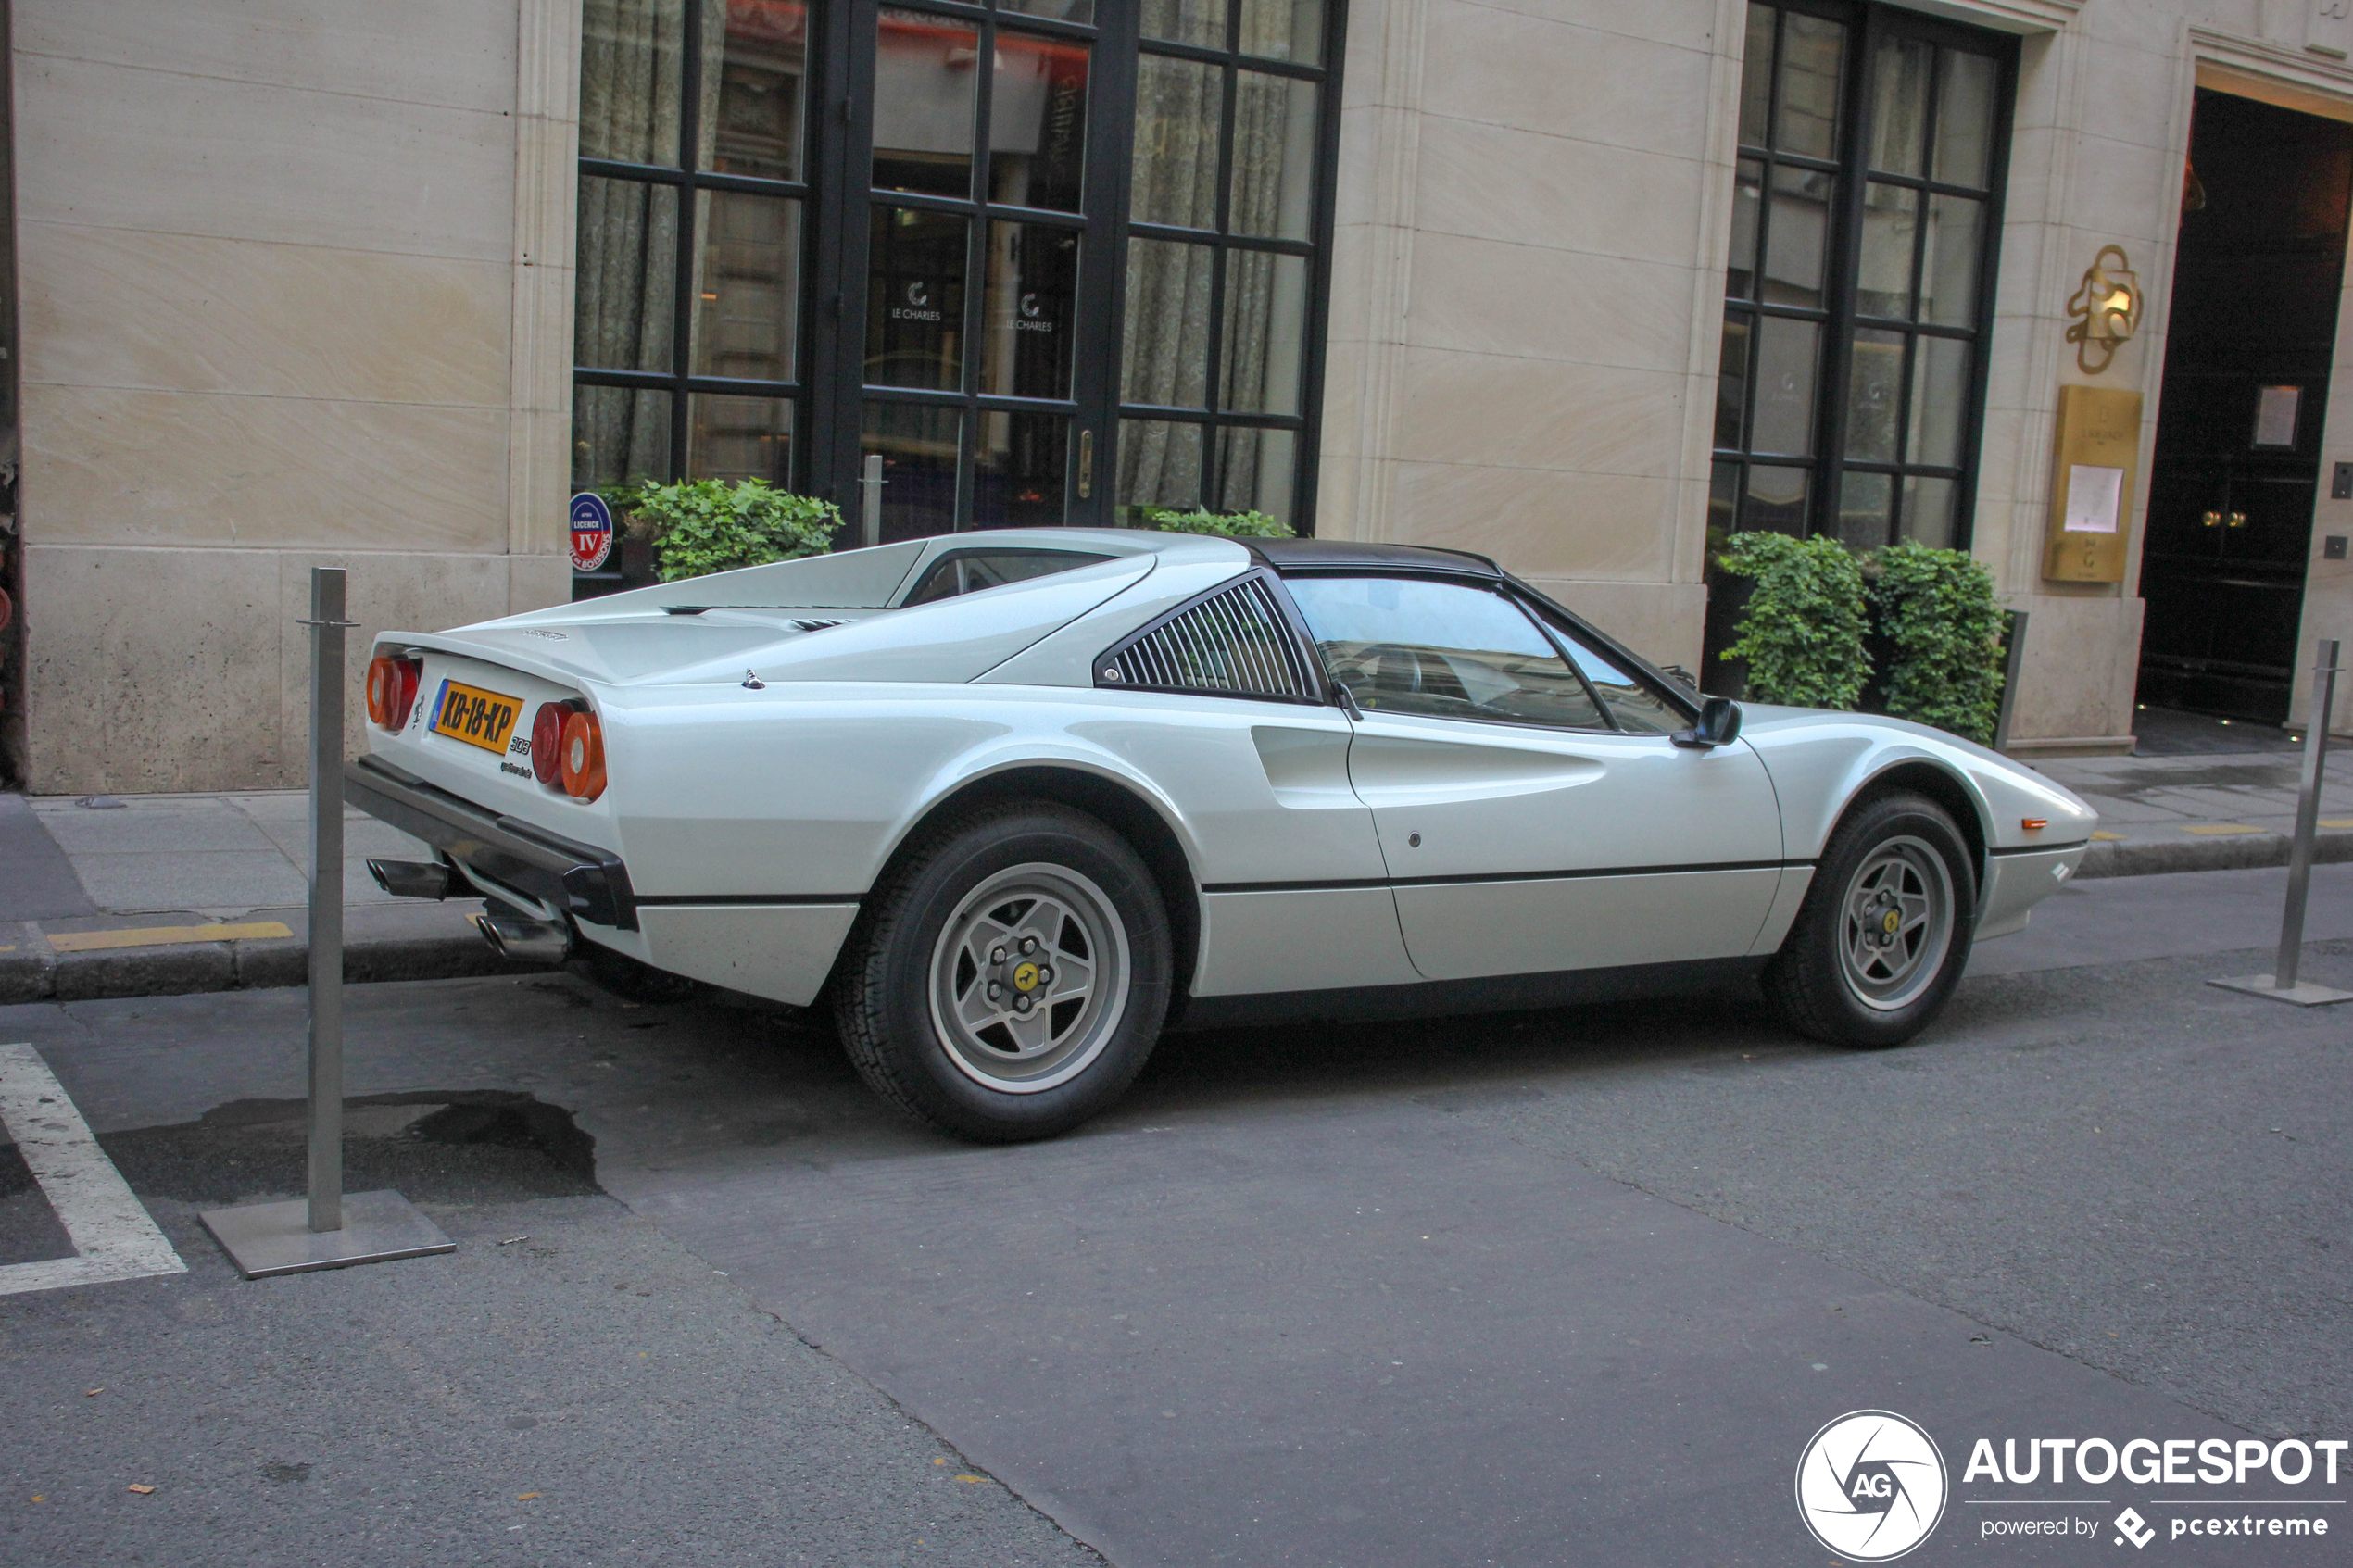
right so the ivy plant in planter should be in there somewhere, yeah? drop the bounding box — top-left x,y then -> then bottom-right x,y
1866,542 -> 2007,746
609,478 -> 845,583
1129,506 -> 1294,538
1712,531 -> 1870,710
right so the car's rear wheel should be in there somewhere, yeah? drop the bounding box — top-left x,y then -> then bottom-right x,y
1763,791 -> 1975,1048
834,801 -> 1172,1142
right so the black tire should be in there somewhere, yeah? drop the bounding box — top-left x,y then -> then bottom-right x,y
574,940 -> 702,1006
1763,791 -> 1976,1048
833,801 -> 1173,1142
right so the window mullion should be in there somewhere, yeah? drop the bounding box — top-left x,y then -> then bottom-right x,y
1815,1 -> 1876,545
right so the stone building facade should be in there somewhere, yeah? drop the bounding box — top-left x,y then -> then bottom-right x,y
9,0 -> 2353,791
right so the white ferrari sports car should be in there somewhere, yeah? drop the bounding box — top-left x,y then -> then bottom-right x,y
347,528 -> 2095,1141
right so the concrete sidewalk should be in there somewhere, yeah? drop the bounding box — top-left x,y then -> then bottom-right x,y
3,746 -> 2349,1004
0,791 -> 522,1005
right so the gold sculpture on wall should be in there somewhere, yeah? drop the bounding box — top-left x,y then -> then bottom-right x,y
2065,245 -> 2144,374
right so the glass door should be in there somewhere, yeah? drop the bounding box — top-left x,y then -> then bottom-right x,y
827,0 -> 1126,539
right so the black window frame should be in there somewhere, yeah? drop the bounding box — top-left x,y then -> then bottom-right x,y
572,0 -> 1349,598
1712,0 -> 2017,551
573,0 -> 822,592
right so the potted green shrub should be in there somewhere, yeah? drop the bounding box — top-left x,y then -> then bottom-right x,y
1710,532 -> 1870,710
606,478 -> 845,583
1128,506 -> 1295,539
1865,543 -> 2007,746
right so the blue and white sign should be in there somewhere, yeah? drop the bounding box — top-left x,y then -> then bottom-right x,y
569,492 -> 615,572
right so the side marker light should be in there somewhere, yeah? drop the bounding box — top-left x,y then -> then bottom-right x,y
2021,818 -> 2047,832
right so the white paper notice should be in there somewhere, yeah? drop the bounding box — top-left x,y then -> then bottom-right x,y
2062,463 -> 2123,534
2255,385 -> 2301,447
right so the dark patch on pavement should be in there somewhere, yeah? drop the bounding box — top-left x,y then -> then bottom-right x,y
98,1091 -> 599,1207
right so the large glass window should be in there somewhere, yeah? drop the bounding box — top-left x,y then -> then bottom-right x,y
1713,3 -> 2010,551
573,0 -> 1340,593
1117,0 -> 1330,531
574,0 -> 812,593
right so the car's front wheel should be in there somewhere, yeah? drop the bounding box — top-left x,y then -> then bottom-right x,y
834,801 -> 1173,1142
1763,791 -> 1976,1048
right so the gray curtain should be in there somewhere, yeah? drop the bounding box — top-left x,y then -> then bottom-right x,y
573,0 -> 728,490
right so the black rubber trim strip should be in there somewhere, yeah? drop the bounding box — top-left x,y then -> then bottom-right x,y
344,755 -> 639,931
634,893 -> 864,908
1172,954 -> 1771,1030
1201,858 -> 1812,896
1988,840 -> 2091,858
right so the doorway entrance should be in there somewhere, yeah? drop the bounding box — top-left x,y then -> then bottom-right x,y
2137,89 -> 2353,724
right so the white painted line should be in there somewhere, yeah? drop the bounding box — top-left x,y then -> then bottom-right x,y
0,1043 -> 185,1295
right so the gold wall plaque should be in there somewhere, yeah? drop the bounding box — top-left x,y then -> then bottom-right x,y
2043,384 -> 2143,583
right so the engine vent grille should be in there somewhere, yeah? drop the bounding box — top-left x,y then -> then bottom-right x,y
1100,577 -> 1321,701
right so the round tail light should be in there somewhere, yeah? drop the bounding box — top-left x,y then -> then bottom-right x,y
560,709 -> 607,802
529,702 -> 570,786
365,655 -> 422,730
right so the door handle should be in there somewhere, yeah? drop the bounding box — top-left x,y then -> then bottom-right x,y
2228,511 -> 2248,528
1076,429 -> 1093,499
2202,510 -> 2222,528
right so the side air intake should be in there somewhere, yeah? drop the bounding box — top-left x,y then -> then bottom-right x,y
1098,575 -> 1322,702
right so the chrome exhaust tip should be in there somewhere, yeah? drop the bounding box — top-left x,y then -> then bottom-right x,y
472,911 -> 572,964
368,858 -> 453,899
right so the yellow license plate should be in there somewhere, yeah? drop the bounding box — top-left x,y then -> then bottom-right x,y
428,678 -> 523,754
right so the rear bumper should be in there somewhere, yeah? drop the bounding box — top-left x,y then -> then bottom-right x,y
344,754 -> 638,930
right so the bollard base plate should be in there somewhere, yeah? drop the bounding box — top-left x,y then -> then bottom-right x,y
199,1189 -> 454,1279
2208,973 -> 2353,1007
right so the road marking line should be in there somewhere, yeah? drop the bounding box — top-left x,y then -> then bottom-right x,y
2322,819 -> 2353,830
2181,824 -> 2263,835
0,1043 -> 185,1296
2090,831 -> 2126,841
43,922 -> 293,954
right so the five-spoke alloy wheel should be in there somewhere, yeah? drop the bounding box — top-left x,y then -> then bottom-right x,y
1765,791 -> 1975,1048
836,801 -> 1172,1141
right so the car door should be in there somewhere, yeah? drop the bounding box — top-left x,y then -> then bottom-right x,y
1279,571 -> 1786,982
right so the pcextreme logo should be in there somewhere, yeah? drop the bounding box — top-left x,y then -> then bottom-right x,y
1796,1410 -> 1951,1560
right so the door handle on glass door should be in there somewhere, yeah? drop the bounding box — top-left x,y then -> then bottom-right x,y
2228,511 -> 2247,528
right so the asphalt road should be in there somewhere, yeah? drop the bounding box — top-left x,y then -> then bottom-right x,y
2,863 -> 2349,1565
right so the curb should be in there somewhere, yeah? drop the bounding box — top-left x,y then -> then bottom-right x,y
2071,829 -> 2353,881
0,929 -> 551,1008
3,831 -> 2348,1007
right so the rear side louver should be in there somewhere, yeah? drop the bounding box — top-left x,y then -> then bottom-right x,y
1098,576 -> 1322,702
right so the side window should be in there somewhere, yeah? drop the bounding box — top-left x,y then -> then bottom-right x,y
1554,633 -> 1686,735
1284,576 -> 1610,730
901,550 -> 1113,606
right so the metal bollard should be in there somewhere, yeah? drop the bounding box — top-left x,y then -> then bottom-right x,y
197,568 -> 457,1276
307,567 -> 349,1233
2209,637 -> 2353,1008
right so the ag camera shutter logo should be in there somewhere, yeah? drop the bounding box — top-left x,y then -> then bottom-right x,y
1795,1410 -> 1949,1560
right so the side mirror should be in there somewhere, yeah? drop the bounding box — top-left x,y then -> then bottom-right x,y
1673,696 -> 1743,750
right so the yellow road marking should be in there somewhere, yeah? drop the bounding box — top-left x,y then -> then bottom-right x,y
2181,824 -> 2262,836
44,922 -> 294,953
2090,831 -> 2125,841
2321,819 -> 2353,830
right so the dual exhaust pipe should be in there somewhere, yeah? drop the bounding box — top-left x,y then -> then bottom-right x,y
367,858 -> 571,965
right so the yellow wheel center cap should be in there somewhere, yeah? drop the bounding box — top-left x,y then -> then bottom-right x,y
1012,960 -> 1041,992
1881,910 -> 1901,935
